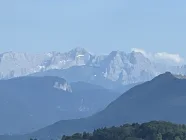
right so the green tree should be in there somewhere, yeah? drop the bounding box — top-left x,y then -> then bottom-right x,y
155,133 -> 162,140
82,132 -> 90,139
175,136 -> 181,140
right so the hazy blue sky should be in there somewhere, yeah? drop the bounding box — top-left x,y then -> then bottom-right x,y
0,0 -> 186,56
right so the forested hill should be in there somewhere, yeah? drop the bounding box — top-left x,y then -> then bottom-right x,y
32,121 -> 186,140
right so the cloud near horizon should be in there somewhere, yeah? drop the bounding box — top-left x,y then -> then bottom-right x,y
131,48 -> 184,65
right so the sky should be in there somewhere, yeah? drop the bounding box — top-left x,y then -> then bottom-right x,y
0,0 -> 186,60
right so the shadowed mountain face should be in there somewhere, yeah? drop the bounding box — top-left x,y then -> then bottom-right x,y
20,72 -> 186,140
0,77 -> 120,135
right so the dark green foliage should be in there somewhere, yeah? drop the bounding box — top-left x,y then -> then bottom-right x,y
61,121 -> 186,140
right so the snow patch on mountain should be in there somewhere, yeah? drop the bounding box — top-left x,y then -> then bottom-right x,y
0,47 -> 186,86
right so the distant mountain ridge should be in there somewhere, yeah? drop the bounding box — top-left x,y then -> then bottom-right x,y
0,48 -> 91,79
1,47 -> 186,88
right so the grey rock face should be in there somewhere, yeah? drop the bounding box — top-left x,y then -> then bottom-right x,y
0,48 -> 185,86
0,48 -> 91,79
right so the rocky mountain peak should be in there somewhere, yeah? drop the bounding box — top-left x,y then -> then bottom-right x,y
150,72 -> 176,85
108,51 -> 127,58
68,47 -> 90,57
0,48 -> 186,87
129,51 -> 150,64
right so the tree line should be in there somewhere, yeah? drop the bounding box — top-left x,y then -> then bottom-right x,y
31,121 -> 186,140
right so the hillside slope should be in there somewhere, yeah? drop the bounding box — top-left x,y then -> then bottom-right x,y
27,72 -> 186,140
0,77 -> 120,134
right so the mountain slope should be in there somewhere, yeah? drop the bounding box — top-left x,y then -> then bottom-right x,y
1,48 -> 184,88
30,50 -> 158,89
0,48 -> 91,79
0,76 -> 120,135
25,72 -> 186,140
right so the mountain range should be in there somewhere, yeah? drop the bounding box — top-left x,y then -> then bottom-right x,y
1,48 -> 186,89
0,76 -> 120,135
28,72 -> 186,140
2,72 -> 186,140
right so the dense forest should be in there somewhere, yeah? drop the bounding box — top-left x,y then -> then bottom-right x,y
30,121 -> 186,140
